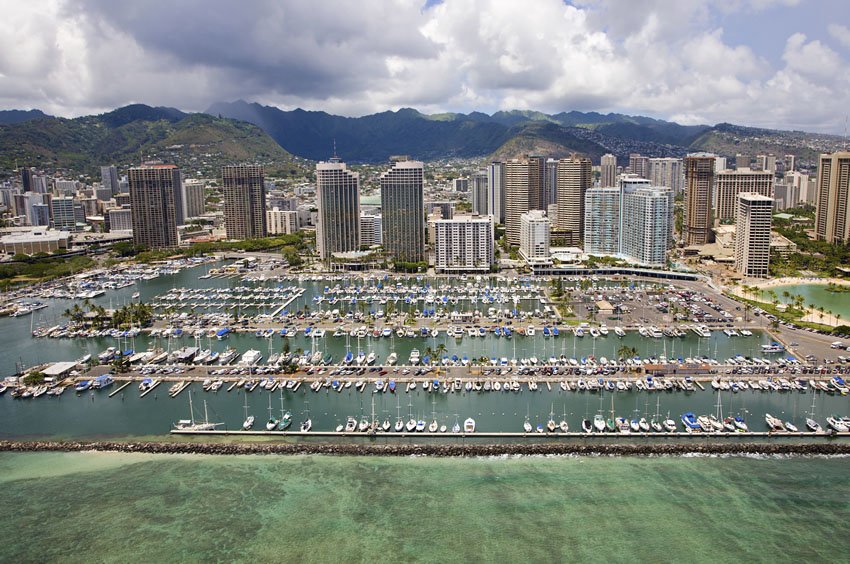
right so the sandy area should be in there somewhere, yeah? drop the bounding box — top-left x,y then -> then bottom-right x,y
748,277 -> 850,289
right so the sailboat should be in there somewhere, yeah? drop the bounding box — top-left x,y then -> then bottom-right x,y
278,390 -> 292,430
300,402 -> 312,432
806,390 -> 822,432
265,393 -> 279,431
173,393 -> 223,431
650,397 -> 663,432
394,395 -> 404,432
523,405 -> 532,433
559,404 -> 569,433
242,392 -> 254,430
546,404 -> 557,433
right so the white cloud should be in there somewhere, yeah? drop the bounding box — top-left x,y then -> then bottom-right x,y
0,0 -> 846,133
828,24 -> 850,49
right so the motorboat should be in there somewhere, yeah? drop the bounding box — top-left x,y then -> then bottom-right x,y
463,418 -> 475,433
593,414 -> 606,432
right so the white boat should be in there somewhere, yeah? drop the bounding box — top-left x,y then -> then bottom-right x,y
240,349 -> 263,366
173,395 -> 223,431
464,417 -> 476,433
408,349 -> 420,365
386,352 -> 398,366
614,327 -> 626,337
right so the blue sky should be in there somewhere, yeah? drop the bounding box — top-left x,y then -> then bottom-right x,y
0,0 -> 848,133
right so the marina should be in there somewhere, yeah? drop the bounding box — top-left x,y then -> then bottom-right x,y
3,370 -> 850,440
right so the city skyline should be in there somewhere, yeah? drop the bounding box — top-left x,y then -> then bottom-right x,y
0,1 -> 849,134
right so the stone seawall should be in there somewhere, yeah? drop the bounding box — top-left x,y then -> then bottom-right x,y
2,440 -> 849,457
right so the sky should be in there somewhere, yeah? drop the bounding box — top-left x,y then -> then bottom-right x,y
1,0 -> 849,133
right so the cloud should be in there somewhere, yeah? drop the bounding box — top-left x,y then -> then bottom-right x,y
828,24 -> 850,49
0,0 -> 846,133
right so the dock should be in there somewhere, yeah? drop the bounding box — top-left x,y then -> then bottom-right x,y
108,381 -> 133,398
268,288 -> 305,318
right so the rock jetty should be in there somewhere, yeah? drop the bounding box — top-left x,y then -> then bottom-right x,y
2,440 -> 849,457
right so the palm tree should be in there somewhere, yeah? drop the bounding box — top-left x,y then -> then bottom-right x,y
617,345 -> 637,360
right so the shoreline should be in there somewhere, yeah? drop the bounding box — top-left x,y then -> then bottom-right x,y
748,276 -> 850,290
2,440 -> 850,457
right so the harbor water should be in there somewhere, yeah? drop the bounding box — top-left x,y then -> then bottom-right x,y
2,264 -> 785,375
1,382 -> 846,439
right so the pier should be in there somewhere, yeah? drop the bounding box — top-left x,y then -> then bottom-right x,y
108,381 -> 133,398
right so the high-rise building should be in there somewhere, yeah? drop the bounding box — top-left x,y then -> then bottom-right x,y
453,177 -> 469,192
583,187 -> 620,255
101,165 -> 120,195
600,154 -> 617,188
545,158 -> 558,205
735,193 -> 773,277
784,154 -> 796,173
683,154 -> 716,246
519,210 -> 550,265
31,203 -> 50,227
54,180 -> 79,196
629,153 -> 649,178
470,172 -> 489,216
266,208 -> 299,235
20,167 -> 34,192
621,186 -> 671,268
784,171 -> 809,207
360,213 -> 383,246
648,158 -> 684,194
814,151 -> 850,243
504,157 -> 544,246
107,207 -> 133,232
735,154 -> 750,170
381,160 -> 425,262
222,164 -> 266,240
714,169 -> 774,222
316,158 -> 360,260
755,154 -> 777,174
51,197 -> 78,232
486,161 -> 506,224
427,201 -> 454,220
31,175 -> 49,194
555,155 -> 592,246
714,157 -> 727,173
182,179 -> 205,219
433,215 -> 494,273
128,164 -> 183,249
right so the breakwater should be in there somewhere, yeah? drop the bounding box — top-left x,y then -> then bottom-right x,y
3,439 -> 850,457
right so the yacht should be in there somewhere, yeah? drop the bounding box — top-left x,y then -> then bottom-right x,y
409,349 -> 421,365
240,349 -> 263,366
765,413 -> 785,431
242,415 -> 255,430
386,352 -> 398,366
614,327 -> 626,337
593,414 -> 606,432
218,347 -> 238,365
806,418 -> 822,432
345,417 -> 357,433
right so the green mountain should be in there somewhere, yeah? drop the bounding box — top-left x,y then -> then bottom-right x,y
0,104 -> 304,177
206,100 -> 709,163
0,109 -> 51,125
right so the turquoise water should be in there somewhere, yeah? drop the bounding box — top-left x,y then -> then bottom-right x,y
773,283 -> 850,320
0,452 -> 847,562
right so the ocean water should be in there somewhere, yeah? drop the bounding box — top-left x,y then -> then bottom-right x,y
0,452 -> 848,562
